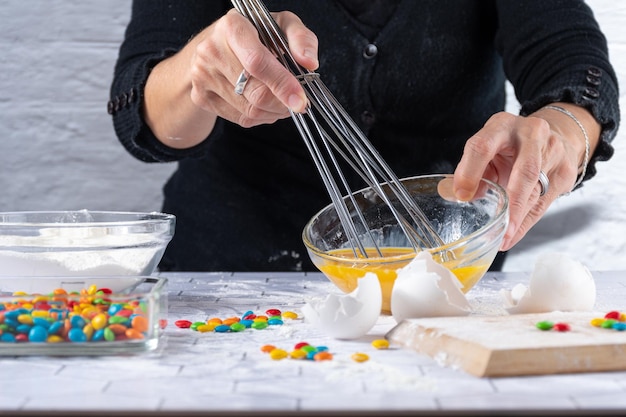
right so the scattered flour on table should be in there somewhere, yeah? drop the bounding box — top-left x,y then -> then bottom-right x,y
323,359 -> 437,391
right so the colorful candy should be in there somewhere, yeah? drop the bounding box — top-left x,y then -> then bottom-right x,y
262,341 -> 334,362
535,321 -> 554,331
371,339 -> 390,349
590,310 -> 626,331
351,352 -> 370,363
535,310 -> 626,333
553,322 -> 571,332
175,307 -> 296,333
0,287 -> 152,344
535,321 -> 571,332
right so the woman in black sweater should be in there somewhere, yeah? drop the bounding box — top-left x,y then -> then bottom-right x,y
109,0 -> 619,272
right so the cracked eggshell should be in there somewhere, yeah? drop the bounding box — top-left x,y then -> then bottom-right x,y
502,252 -> 596,314
301,272 -> 382,340
391,251 -> 471,323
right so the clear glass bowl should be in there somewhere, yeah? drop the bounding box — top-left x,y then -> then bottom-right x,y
302,174 -> 509,314
0,210 -> 175,292
0,276 -> 167,355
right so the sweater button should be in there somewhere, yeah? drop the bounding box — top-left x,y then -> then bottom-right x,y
363,44 -> 378,59
361,110 -> 376,126
586,74 -> 601,86
587,66 -> 602,77
582,87 -> 599,100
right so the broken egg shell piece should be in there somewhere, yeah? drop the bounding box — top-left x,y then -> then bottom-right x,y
502,252 -> 596,314
301,272 -> 382,340
391,251 -> 471,323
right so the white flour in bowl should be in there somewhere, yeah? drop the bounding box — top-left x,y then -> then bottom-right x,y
0,231 -> 164,277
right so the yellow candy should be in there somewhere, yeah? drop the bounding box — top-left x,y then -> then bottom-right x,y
351,352 -> 370,363
83,324 -> 94,340
31,310 -> 50,318
17,314 -> 34,325
371,339 -> 390,350
269,348 -> 289,360
290,349 -> 307,360
91,313 -> 108,330
281,311 -> 298,320
47,335 -> 64,343
196,324 -> 217,333
590,318 -> 605,327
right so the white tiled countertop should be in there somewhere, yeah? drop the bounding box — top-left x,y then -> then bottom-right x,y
1,270 -> 626,416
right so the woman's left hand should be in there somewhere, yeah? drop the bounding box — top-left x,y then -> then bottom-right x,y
452,103 -> 600,251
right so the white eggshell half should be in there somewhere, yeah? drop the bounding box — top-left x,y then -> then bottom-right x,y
391,251 -> 471,323
301,272 -> 382,340
502,252 -> 596,314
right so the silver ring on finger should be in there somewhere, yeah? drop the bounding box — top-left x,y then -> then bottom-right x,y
538,170 -> 549,197
234,69 -> 250,95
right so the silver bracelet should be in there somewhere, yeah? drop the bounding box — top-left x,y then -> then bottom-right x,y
543,105 -> 590,191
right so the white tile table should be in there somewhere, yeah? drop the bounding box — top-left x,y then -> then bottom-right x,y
1,270 -> 626,416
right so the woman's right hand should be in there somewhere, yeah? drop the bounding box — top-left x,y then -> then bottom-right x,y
143,9 -> 319,148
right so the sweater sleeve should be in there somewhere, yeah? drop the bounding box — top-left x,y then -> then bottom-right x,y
495,0 -> 620,185
108,0 -> 231,163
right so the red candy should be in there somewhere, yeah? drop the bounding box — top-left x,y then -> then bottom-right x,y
293,342 -> 309,350
266,309 -> 281,316
174,320 -> 193,329
605,311 -> 621,320
553,322 -> 571,332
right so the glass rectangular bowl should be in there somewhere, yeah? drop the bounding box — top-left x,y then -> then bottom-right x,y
0,276 -> 167,356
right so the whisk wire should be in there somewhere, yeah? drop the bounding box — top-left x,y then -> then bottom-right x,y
231,0 -> 445,257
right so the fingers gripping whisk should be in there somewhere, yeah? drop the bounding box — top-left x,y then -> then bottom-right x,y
231,0 -> 445,258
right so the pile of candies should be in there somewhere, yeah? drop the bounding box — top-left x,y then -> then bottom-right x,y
261,339 -> 390,363
261,341 -> 333,361
0,286 -> 152,344
590,310 -> 626,331
535,310 -> 626,332
174,307 -> 393,364
174,308 -> 297,333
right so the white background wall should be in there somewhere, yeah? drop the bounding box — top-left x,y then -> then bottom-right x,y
0,1 -> 624,272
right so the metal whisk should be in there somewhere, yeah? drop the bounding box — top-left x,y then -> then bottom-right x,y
231,0 -> 445,258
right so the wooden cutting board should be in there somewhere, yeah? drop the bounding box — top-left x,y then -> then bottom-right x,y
385,311 -> 626,377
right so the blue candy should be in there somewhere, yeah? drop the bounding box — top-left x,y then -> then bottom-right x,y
48,321 -> 63,335
28,325 -> 49,343
214,324 -> 231,333
92,329 -> 105,341
612,322 -> 626,331
70,315 -> 87,329
33,317 -> 51,329
108,304 -> 123,316
68,328 -> 87,343
0,333 -> 16,343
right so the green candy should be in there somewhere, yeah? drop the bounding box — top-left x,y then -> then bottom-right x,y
535,320 -> 554,331
190,321 -> 206,331
251,321 -> 268,330
103,327 -> 116,342
229,322 -> 246,332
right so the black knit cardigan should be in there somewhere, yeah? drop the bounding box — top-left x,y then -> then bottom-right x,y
109,0 -> 619,272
